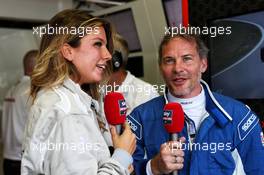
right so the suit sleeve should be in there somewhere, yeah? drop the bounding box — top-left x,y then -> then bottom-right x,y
49,114 -> 131,175
128,109 -> 149,175
235,109 -> 264,175
21,106 -> 131,175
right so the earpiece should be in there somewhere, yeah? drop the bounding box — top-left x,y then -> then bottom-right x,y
112,50 -> 123,71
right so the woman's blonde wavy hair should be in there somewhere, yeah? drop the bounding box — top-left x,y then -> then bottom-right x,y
31,9 -> 114,102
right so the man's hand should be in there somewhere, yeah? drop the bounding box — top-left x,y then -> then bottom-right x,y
150,137 -> 185,174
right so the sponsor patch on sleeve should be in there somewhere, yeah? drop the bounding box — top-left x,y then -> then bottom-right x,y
4,97 -> 15,102
238,111 -> 259,141
127,114 -> 142,140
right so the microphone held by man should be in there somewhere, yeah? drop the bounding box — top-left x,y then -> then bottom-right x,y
151,102 -> 185,175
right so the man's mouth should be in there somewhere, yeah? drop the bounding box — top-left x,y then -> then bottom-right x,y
172,78 -> 187,85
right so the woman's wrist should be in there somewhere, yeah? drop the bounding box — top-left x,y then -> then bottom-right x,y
112,148 -> 133,169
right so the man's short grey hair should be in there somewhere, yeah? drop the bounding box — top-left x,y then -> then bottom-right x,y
158,30 -> 209,64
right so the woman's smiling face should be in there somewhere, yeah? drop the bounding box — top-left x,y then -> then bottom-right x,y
65,26 -> 111,85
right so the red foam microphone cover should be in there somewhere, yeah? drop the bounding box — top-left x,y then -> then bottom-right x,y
104,92 -> 127,125
163,102 -> 185,133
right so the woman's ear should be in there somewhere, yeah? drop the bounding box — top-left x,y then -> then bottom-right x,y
61,43 -> 74,61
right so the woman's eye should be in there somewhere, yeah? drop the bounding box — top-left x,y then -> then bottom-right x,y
94,41 -> 102,47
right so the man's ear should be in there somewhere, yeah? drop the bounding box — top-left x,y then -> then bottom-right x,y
200,58 -> 208,73
61,43 -> 74,61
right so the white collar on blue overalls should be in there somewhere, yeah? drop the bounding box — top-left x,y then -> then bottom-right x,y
162,79 -> 233,122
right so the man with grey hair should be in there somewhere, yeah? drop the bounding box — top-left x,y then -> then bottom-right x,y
2,50 -> 37,175
128,32 -> 264,175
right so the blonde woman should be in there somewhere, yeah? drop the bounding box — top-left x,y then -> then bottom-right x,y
21,9 -> 136,175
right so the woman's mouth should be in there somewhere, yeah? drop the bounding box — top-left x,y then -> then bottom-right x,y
96,64 -> 106,71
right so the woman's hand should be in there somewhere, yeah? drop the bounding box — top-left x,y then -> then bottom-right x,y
110,122 -> 136,155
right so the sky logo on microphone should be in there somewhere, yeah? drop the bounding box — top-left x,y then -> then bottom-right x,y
163,110 -> 173,124
118,99 -> 127,115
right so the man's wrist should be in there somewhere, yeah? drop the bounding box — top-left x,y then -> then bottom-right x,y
150,155 -> 162,175
146,160 -> 153,175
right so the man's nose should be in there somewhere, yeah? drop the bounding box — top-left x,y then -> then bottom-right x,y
173,60 -> 184,73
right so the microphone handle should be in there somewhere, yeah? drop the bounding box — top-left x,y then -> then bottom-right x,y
115,124 -> 122,135
171,133 -> 178,175
171,133 -> 178,141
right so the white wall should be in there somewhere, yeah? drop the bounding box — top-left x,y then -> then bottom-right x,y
92,0 -> 168,85
0,0 -> 72,20
0,29 -> 39,109
0,0 -> 73,109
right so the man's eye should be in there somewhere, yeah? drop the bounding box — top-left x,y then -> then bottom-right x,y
183,56 -> 192,62
163,58 -> 175,64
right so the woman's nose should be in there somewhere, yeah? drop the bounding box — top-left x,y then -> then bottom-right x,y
102,47 -> 111,61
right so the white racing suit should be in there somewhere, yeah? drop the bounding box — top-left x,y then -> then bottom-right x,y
21,79 -> 132,175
